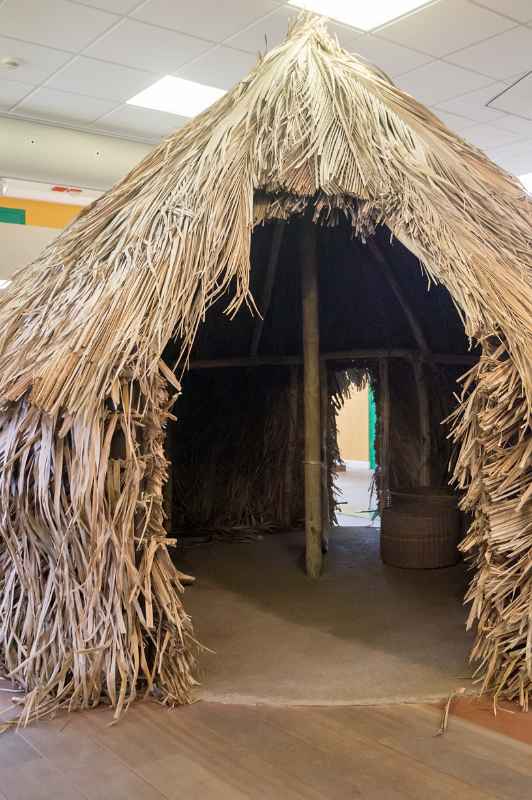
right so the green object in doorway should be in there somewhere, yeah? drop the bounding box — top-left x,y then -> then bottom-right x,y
368,386 -> 376,470
0,207 -> 26,225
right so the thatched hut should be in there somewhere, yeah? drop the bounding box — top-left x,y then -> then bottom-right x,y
0,14 -> 530,727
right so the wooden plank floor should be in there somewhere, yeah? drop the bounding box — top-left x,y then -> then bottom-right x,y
0,700 -> 531,799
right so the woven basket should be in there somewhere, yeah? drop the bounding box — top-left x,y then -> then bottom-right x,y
381,490 -> 461,569
390,487 -> 458,510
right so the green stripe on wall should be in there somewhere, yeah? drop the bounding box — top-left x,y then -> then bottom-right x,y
368,385 -> 376,471
0,207 -> 26,225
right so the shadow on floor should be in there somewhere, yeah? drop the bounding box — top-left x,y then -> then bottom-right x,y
175,527 -> 474,705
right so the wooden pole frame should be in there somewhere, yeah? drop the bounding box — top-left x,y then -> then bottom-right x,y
367,240 -> 431,359
300,214 -> 323,579
250,220 -> 285,357
320,361 -> 330,554
378,357 -> 391,508
189,350 -> 477,370
412,355 -> 432,486
369,239 -> 433,488
283,364 -> 299,528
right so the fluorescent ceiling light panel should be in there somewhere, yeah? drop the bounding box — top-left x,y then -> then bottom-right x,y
127,76 -> 225,118
520,173 -> 532,193
288,0 -> 432,31
0,280 -> 12,290
1,178 -> 101,207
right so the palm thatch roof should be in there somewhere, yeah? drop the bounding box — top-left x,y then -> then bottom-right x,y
0,13 -> 531,726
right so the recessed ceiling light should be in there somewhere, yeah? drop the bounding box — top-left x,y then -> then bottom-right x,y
0,280 -> 12,290
127,76 -> 225,118
520,173 -> 532,193
288,0 -> 433,31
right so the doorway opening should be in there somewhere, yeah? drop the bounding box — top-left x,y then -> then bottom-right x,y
159,206 -> 477,704
335,377 -> 378,528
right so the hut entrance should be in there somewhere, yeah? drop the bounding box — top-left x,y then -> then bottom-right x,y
164,209 -> 476,567
159,208 -> 477,702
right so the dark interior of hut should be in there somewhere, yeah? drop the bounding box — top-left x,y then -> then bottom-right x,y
162,211 -> 478,541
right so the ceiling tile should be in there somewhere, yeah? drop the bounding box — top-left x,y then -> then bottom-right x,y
47,56 -> 155,101
377,0 -> 515,57
15,87 -> 118,123
0,80 -> 33,109
0,0 -> 118,52
353,35 -> 431,77
94,104 -> 187,139
491,112 -> 532,134
178,46 -> 258,90
486,138 -> 532,172
226,8 -> 363,54
86,18 -> 212,73
327,22 -> 366,53
70,0 -> 141,12
468,1 -> 532,23
0,38 -> 72,85
132,0 -> 279,43
225,7 -> 301,53
462,121 -> 524,148
447,25 -> 532,79
435,81 -> 509,121
486,72 -> 532,118
397,61 -> 492,105
430,108 -> 478,133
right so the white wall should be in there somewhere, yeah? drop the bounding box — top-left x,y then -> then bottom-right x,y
1,118 -> 150,191
0,224 -> 56,280
0,118 -> 153,282
336,386 -> 370,463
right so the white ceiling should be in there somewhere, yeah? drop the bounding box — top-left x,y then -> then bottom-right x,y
1,0 -> 532,176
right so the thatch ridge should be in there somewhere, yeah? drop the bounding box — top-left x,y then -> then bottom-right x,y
0,13 -> 531,724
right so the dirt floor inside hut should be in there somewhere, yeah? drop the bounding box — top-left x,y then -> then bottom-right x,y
178,519 -> 474,705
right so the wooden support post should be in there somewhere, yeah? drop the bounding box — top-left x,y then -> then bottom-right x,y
283,365 -> 299,528
367,240 -> 431,359
250,220 -> 285,357
412,356 -> 431,487
370,238 -> 432,488
189,350 -> 477,370
320,361 -> 329,554
300,214 -> 323,578
379,358 -> 391,508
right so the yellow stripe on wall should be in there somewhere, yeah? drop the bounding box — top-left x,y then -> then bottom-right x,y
1,197 -> 83,229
